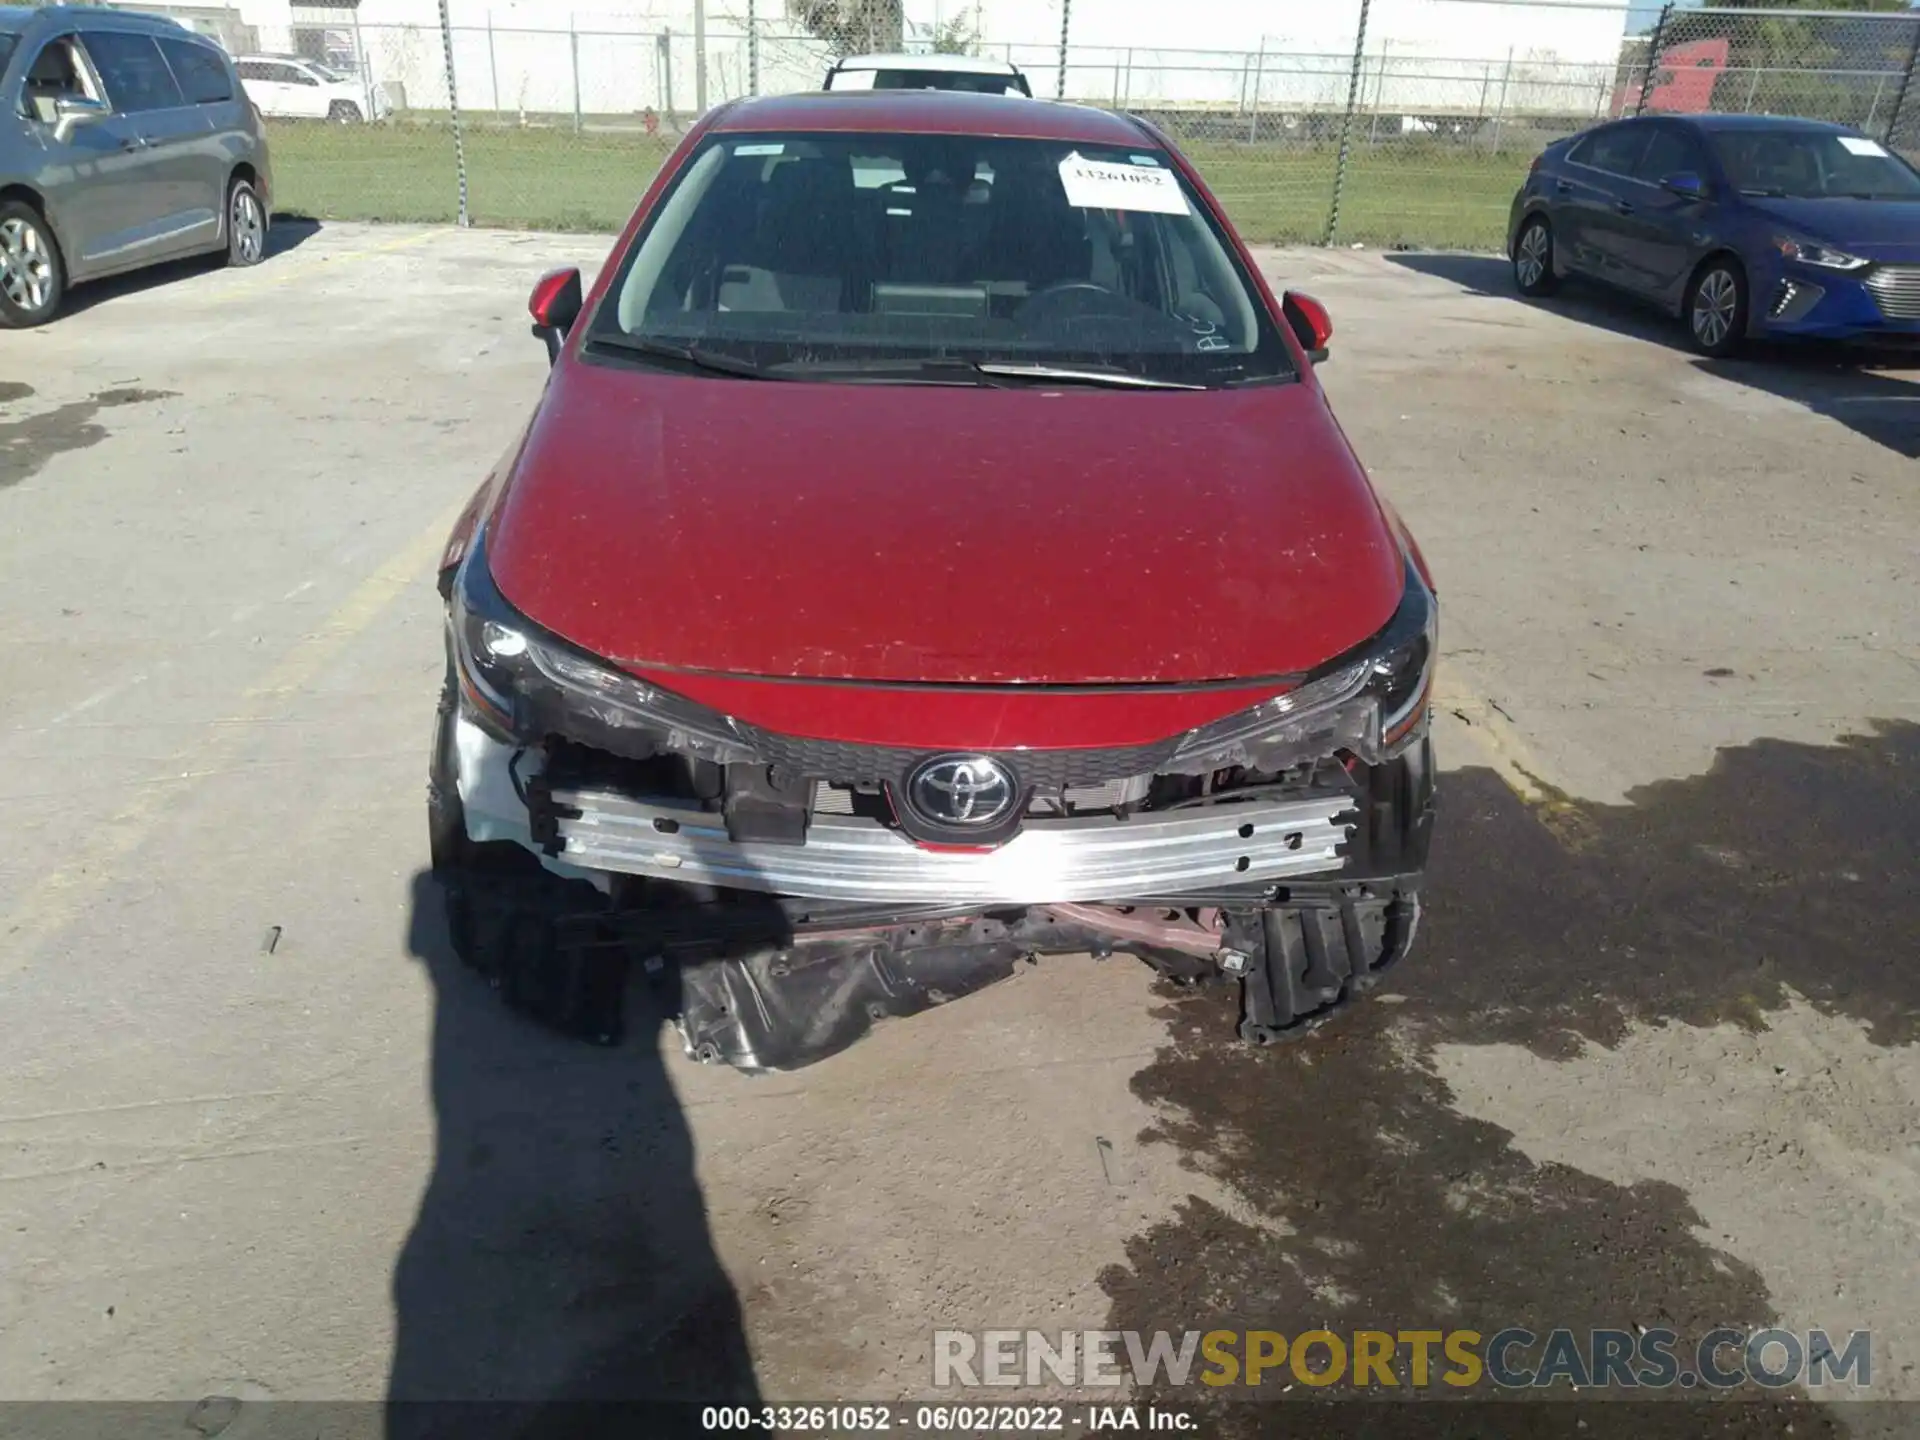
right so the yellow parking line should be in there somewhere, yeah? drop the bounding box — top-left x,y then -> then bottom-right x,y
0,501 -> 464,977
1433,661 -> 1600,852
201,225 -> 451,304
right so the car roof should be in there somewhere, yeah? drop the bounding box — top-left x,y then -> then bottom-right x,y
1636,112 -> 1854,135
0,5 -> 189,35
831,52 -> 1020,76
713,90 -> 1153,145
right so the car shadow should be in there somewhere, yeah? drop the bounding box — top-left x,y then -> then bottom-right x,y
386,869 -> 765,1440
1101,721 -> 1920,1434
1699,355 -> 1920,460
1388,251 -> 1920,460
57,215 -> 321,318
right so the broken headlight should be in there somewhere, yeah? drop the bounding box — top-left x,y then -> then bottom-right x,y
449,528 -> 756,763
1168,559 -> 1435,770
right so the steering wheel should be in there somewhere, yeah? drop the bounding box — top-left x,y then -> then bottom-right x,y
1014,280 -> 1135,325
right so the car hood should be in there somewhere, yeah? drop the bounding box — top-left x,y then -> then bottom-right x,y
1744,195 -> 1920,260
485,359 -> 1405,685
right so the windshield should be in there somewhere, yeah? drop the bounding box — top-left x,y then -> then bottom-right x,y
1712,129 -> 1920,200
594,131 -> 1293,388
0,34 -> 17,72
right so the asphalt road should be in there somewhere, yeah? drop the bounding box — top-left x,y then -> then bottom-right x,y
0,223 -> 1915,1437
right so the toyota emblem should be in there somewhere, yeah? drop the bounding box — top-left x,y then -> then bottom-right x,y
906,755 -> 1017,828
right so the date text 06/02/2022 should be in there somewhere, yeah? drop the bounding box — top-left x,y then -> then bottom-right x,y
699,1404 -> 1196,1432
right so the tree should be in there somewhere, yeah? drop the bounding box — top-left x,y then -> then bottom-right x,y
789,0 -> 905,55
932,10 -> 980,56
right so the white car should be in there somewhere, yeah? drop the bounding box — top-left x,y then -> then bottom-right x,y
823,53 -> 1031,96
233,54 -> 390,123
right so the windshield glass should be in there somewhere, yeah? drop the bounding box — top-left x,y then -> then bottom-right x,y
595,131 -> 1292,387
1712,129 -> 1920,200
0,34 -> 17,72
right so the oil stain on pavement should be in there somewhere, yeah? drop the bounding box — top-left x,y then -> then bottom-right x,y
0,383 -> 175,490
1103,722 -> 1920,1438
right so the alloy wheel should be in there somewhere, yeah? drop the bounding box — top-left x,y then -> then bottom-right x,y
1516,222 -> 1549,289
232,188 -> 265,264
0,217 -> 54,314
1693,269 -> 1738,350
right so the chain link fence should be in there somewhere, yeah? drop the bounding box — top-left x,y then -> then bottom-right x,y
131,0 -> 1920,252
1636,4 -> 1920,153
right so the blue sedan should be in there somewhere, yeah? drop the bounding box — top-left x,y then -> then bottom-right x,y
1507,114 -> 1920,356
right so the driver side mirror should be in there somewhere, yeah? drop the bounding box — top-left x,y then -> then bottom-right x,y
49,94 -> 110,142
528,267 -> 583,365
1661,170 -> 1709,201
1281,290 -> 1332,366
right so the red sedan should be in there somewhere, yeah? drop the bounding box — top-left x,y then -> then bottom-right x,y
430,90 -> 1438,1070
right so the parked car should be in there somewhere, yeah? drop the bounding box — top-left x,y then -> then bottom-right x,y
1509,114 -> 1920,356
429,91 -> 1438,1071
233,52 -> 389,123
0,5 -> 271,328
824,52 -> 1031,97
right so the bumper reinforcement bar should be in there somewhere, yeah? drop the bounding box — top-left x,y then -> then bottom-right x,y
538,787 -> 1355,902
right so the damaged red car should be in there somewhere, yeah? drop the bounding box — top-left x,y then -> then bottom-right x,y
429,91 -> 1438,1071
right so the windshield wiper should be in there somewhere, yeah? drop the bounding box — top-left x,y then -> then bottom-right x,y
759,357 -> 1203,389
1738,186 -> 1791,198
585,333 -> 773,379
761,357 -> 1005,385
971,362 -> 1205,391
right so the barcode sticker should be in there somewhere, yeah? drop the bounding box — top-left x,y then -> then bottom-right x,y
1057,154 -> 1191,215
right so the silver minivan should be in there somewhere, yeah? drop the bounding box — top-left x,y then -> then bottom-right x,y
0,4 -> 272,327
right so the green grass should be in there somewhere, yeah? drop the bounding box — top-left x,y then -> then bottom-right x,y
266,120 -> 1532,251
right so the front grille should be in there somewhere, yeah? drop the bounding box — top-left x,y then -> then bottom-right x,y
1866,265 -> 1920,320
751,728 -> 1182,790
811,774 -> 1152,816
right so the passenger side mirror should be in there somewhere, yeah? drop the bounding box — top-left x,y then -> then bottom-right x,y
528,267 -> 584,365
1661,170 -> 1708,201
50,94 -> 109,142
1281,290 -> 1332,366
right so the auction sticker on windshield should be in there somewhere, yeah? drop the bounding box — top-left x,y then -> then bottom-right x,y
1837,136 -> 1889,157
1058,153 -> 1190,215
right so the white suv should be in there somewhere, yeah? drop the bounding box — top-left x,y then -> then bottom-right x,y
823,53 -> 1031,96
234,54 -> 390,122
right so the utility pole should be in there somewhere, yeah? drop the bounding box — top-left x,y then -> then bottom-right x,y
693,0 -> 707,114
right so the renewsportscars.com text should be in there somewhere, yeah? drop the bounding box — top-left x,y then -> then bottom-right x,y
933,1327 -> 1872,1391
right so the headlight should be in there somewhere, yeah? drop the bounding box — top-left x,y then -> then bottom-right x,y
1774,235 -> 1868,272
1169,560 -> 1436,770
450,528 -> 756,763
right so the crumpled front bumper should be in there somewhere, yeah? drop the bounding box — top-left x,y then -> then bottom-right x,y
453,714 -> 1354,902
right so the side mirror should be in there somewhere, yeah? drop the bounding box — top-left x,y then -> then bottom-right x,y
51,94 -> 110,142
1281,290 -> 1332,366
1661,170 -> 1708,201
528,266 -> 583,365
